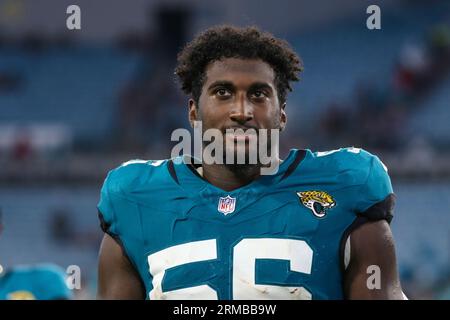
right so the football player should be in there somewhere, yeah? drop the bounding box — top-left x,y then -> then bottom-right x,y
97,25 -> 405,300
0,211 -> 73,300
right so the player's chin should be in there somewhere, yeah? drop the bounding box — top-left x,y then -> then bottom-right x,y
224,143 -> 259,164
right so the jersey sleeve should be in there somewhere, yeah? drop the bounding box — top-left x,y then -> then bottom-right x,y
96,160 -> 164,291
97,159 -> 162,249
97,170 -> 118,237
354,153 -> 395,223
97,160 -> 153,237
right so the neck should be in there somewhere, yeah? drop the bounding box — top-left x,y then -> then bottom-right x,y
200,160 -> 280,192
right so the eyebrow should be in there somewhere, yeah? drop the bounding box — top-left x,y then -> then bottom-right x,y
248,82 -> 273,93
207,81 -> 235,91
207,80 -> 274,92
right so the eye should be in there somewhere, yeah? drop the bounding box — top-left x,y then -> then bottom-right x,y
215,88 -> 231,98
251,90 -> 267,99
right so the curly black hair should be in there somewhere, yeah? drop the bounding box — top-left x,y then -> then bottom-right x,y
175,25 -> 303,106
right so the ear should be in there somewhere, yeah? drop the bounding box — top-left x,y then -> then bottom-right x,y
188,99 -> 199,128
280,102 -> 287,131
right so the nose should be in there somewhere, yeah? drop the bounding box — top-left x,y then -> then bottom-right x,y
229,95 -> 253,124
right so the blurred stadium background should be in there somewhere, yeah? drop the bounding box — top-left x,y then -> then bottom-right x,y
0,0 -> 449,299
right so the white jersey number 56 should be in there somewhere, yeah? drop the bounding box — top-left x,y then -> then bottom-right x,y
147,238 -> 313,300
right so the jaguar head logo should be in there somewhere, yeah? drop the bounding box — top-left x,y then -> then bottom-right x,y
297,190 -> 336,218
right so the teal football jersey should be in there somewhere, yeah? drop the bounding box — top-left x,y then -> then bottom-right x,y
0,264 -> 72,300
98,148 -> 395,300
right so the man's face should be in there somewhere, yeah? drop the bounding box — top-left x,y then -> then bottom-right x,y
189,58 -> 286,166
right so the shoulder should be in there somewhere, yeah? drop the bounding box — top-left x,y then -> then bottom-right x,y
98,158 -> 173,235
31,263 -> 67,279
31,264 -> 72,299
103,159 -> 170,195
307,147 -> 394,217
311,147 -> 383,171
309,147 -> 389,186
7,263 -> 66,284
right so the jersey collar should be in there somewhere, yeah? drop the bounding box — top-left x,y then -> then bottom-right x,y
169,149 -> 306,197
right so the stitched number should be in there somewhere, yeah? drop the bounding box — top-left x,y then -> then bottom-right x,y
148,238 -> 313,299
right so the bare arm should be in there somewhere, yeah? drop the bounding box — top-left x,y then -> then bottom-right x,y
97,233 -> 146,299
344,219 -> 405,299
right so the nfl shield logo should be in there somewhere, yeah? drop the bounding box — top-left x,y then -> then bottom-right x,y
217,195 -> 236,215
